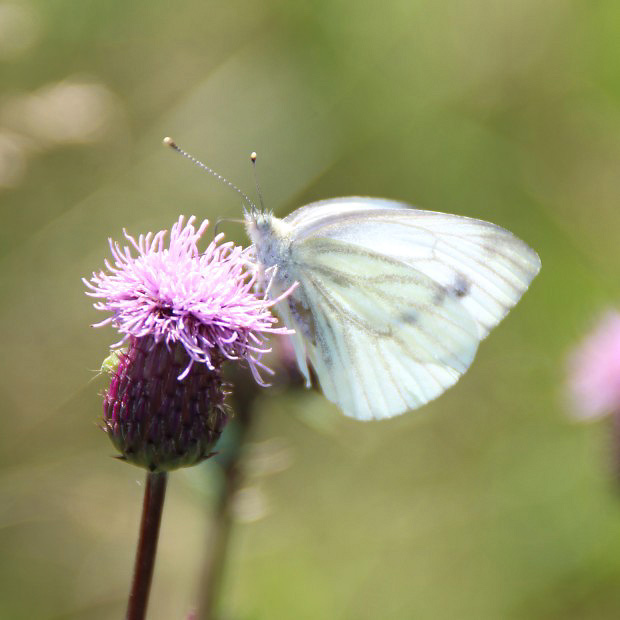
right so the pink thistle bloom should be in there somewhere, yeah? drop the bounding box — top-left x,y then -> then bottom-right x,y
84,216 -> 295,471
85,215 -> 293,385
567,311 -> 620,420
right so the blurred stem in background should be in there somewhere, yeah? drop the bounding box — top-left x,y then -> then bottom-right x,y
195,344 -> 309,618
127,471 -> 169,620
197,374 -> 258,619
612,412 -> 620,489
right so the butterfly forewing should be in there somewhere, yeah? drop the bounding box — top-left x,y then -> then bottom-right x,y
286,197 -> 541,339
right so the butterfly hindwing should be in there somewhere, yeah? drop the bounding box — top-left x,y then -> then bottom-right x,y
279,236 -> 480,420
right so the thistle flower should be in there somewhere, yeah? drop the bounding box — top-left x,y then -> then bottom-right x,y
567,311 -> 620,420
85,215 -> 293,471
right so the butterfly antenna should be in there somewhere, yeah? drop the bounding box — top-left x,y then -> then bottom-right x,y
163,137 -> 257,213
250,151 -> 266,213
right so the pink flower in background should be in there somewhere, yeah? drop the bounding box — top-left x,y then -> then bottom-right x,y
567,311 -> 620,420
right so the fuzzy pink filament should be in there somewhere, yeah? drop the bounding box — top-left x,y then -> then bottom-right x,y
84,216 -> 294,385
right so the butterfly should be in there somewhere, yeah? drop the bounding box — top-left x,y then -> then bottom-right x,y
162,139 -> 540,420
244,196 -> 541,421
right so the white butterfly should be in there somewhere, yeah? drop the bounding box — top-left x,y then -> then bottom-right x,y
244,196 -> 541,421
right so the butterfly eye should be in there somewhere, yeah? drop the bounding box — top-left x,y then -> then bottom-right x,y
253,213 -> 270,231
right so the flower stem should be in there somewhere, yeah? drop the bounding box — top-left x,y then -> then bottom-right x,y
126,470 -> 169,620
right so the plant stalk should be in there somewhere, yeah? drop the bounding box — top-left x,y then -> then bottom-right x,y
126,470 -> 169,620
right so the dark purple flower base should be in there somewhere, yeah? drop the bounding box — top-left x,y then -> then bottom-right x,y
103,336 -> 229,472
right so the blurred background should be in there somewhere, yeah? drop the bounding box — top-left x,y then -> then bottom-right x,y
1,0 -> 620,618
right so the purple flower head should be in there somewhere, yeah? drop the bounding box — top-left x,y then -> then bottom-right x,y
85,215 -> 293,384
567,311 -> 620,420
85,216 -> 294,471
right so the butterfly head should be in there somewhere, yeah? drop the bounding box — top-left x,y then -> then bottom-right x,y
244,209 -> 293,269
243,208 -> 275,244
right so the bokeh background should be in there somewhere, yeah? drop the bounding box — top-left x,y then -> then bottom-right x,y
1,1 -> 620,618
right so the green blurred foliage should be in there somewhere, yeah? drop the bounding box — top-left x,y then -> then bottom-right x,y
1,0 -> 620,618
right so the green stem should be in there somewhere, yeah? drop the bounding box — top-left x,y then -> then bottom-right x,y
126,470 -> 169,620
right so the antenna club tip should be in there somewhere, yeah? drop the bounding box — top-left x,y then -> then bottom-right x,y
163,136 -> 177,148
250,152 -> 257,162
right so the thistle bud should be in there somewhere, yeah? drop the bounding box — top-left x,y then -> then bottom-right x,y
103,337 -> 228,471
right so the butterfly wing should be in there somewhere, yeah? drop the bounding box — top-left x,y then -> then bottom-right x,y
279,236 -> 481,420
285,197 -> 541,340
